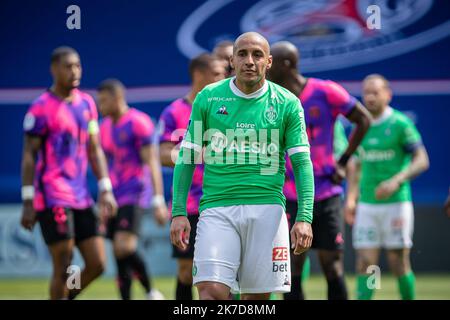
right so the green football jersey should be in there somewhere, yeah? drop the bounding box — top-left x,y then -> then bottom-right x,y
182,78 -> 310,213
334,118 -> 348,159
357,107 -> 422,204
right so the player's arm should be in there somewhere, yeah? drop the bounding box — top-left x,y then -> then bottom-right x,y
285,98 -> 314,255
375,120 -> 429,200
20,135 -> 42,230
325,81 -> 372,182
159,109 -> 181,167
140,144 -> 168,225
160,141 -> 178,167
376,145 -> 429,200
87,120 -> 117,220
333,102 -> 371,183
393,146 -> 429,182
344,157 -> 361,225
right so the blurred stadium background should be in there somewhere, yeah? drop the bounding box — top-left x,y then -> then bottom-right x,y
0,0 -> 449,299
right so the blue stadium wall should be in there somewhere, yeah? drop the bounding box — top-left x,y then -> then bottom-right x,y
0,1 -> 449,276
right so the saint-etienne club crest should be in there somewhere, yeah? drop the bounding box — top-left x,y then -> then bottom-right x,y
264,105 -> 278,124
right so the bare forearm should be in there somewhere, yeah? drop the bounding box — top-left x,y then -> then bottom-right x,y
149,147 -> 165,196
346,159 -> 360,203
394,147 -> 429,183
21,136 -> 41,187
160,142 -> 178,167
343,103 -> 371,159
88,145 -> 109,180
21,151 -> 36,186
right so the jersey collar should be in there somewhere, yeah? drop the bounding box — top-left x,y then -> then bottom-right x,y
229,77 -> 268,99
372,106 -> 393,126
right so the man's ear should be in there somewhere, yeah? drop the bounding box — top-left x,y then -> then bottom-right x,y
386,87 -> 393,105
266,55 -> 273,70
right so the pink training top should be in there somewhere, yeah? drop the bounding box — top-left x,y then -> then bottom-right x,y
159,98 -> 203,216
23,89 -> 97,211
100,108 -> 154,208
284,78 -> 356,201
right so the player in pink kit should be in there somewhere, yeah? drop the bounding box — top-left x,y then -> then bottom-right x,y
20,47 -> 117,300
268,41 -> 371,300
97,79 -> 168,300
159,53 -> 225,300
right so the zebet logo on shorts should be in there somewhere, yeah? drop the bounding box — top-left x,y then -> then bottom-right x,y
272,247 -> 288,272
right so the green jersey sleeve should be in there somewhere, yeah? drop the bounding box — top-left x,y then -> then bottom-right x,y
333,119 -> 348,159
400,116 -> 422,153
284,97 -> 314,223
285,98 -> 310,152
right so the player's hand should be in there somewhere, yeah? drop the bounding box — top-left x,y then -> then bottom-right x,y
170,216 -> 191,251
375,178 -> 400,200
21,200 -> 37,231
331,164 -> 346,185
98,190 -> 118,224
344,199 -> 357,225
290,221 -> 313,255
153,203 -> 169,226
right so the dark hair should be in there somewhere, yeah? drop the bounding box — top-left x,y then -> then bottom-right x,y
51,46 -> 79,64
213,40 -> 233,52
97,78 -> 126,96
189,53 -> 217,80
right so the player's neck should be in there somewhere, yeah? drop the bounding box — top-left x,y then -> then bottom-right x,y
112,103 -> 129,123
234,77 -> 265,95
291,74 -> 307,96
185,90 -> 197,105
371,105 -> 389,119
50,84 -> 75,102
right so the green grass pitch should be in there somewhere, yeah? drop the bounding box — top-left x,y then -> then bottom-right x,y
1,274 -> 449,300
